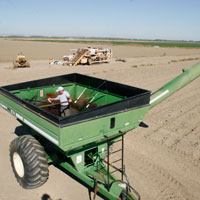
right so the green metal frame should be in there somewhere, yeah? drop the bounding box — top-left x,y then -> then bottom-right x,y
47,133 -> 139,200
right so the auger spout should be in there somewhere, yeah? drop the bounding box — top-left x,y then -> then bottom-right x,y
149,61 -> 200,109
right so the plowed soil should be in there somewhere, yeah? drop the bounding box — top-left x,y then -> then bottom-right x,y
0,38 -> 200,200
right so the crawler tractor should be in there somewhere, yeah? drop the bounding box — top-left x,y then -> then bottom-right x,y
13,53 -> 30,68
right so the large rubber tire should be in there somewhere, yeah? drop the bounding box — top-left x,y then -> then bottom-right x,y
9,135 -> 49,189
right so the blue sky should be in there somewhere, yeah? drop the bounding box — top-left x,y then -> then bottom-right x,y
0,0 -> 200,40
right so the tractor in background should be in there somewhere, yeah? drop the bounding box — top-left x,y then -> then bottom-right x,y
13,53 -> 30,68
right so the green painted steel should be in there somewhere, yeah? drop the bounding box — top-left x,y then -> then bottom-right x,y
59,106 -> 148,152
58,158 -> 137,200
149,61 -> 200,109
0,81 -> 148,153
0,90 -> 148,151
0,93 -> 60,145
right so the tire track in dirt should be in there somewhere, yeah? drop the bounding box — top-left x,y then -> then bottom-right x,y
148,81 -> 200,122
125,134 -> 200,200
139,122 -> 200,169
147,102 -> 200,139
143,96 -> 200,164
141,79 -> 200,141
126,150 -> 192,200
139,126 -> 200,167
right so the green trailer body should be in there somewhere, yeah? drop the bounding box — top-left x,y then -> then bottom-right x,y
1,61 -> 200,200
0,74 -> 150,152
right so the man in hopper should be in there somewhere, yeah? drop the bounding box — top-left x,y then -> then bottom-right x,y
48,86 -> 72,117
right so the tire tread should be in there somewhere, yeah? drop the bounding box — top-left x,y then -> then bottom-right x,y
9,135 -> 49,189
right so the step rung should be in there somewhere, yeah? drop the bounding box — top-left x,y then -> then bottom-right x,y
110,168 -> 123,174
104,160 -> 123,171
112,139 -> 122,144
110,169 -> 118,174
109,149 -> 122,155
111,158 -> 122,164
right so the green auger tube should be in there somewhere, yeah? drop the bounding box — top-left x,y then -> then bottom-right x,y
149,61 -> 200,109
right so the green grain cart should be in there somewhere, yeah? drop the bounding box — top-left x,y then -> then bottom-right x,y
0,61 -> 200,200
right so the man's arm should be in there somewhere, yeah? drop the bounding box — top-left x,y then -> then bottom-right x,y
65,91 -> 72,103
68,96 -> 72,103
48,96 -> 59,103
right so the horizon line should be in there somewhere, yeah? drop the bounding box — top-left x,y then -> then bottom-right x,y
0,35 -> 200,43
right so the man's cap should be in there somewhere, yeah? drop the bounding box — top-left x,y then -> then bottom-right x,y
56,86 -> 64,92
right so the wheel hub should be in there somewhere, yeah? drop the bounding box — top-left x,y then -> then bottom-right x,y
13,152 -> 24,178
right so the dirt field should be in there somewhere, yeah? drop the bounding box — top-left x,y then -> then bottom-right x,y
0,38 -> 200,200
